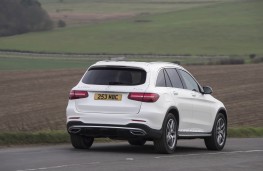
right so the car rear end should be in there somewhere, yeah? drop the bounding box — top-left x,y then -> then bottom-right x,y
66,61 -> 162,140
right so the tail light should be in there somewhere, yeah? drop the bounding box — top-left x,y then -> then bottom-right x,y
128,92 -> 159,102
69,90 -> 88,100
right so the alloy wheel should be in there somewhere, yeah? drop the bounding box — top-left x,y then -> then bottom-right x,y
166,118 -> 177,149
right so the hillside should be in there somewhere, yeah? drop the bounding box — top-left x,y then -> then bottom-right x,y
0,0 -> 262,55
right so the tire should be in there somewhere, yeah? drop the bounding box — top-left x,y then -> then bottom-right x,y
128,139 -> 146,146
154,113 -> 178,154
70,134 -> 94,149
204,113 -> 227,151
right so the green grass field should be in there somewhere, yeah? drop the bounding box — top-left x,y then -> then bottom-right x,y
0,0 -> 262,56
40,0 -> 213,14
39,0 -> 221,26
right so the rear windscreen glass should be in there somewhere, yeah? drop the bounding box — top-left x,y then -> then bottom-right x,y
82,67 -> 147,85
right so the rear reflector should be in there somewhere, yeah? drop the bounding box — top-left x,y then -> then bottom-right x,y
69,90 -> 88,100
128,92 -> 159,102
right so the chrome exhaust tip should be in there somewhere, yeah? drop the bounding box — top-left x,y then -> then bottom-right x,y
68,127 -> 81,134
130,130 -> 146,136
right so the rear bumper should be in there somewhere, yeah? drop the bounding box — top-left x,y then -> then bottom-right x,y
67,121 -> 162,139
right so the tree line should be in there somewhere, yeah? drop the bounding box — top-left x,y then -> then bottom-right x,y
0,0 -> 53,36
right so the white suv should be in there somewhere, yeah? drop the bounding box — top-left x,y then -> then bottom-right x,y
66,61 -> 227,153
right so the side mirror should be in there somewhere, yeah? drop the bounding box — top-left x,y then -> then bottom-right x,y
203,86 -> 213,94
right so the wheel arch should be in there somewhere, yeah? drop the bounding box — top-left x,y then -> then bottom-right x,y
217,107 -> 228,125
165,106 -> 180,128
211,107 -> 228,134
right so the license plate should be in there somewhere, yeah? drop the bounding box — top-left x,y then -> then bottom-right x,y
94,93 -> 122,101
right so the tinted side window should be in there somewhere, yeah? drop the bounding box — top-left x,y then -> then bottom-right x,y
156,69 -> 166,87
179,70 -> 200,92
82,67 -> 146,85
164,70 -> 173,87
165,68 -> 184,89
156,69 -> 172,87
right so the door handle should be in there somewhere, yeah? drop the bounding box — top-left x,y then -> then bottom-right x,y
191,93 -> 196,97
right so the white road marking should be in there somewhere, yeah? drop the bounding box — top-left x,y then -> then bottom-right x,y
126,158 -> 134,160
154,149 -> 263,159
15,162 -> 100,171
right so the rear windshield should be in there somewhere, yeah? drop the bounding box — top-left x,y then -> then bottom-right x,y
82,67 -> 147,85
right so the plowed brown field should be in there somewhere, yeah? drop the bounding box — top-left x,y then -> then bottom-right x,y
0,64 -> 262,132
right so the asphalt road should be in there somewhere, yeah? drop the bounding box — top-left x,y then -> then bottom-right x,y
0,138 -> 262,171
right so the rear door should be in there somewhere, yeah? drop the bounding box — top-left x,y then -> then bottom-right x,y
164,68 -> 194,131
75,66 -> 148,114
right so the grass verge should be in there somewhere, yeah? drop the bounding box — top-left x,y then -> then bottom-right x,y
0,127 -> 262,146
227,127 -> 263,138
0,131 -> 70,145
